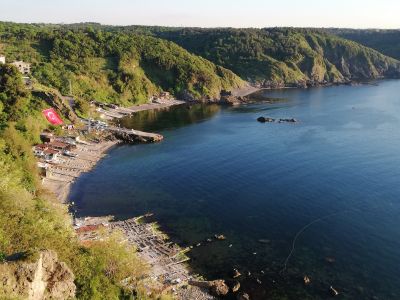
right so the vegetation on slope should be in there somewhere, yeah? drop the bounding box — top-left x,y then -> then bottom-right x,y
326,29 -> 400,61
0,64 -> 167,299
0,22 -> 244,104
140,27 -> 400,87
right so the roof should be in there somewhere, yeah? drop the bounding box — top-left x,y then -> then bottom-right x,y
35,144 -> 48,150
76,224 -> 104,233
43,149 -> 59,155
49,141 -> 69,148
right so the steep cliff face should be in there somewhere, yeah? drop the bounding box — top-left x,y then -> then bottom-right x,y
0,250 -> 76,300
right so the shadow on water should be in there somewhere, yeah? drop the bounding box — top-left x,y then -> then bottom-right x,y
118,103 -> 221,132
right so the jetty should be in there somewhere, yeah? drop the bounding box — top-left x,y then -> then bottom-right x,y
106,125 -> 163,143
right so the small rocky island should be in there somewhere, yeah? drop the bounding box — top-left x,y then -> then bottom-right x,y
257,116 -> 298,123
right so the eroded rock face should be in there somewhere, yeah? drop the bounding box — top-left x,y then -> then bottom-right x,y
219,95 -> 247,106
0,250 -> 76,300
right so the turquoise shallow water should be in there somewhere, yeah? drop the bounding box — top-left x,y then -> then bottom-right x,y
70,81 -> 400,299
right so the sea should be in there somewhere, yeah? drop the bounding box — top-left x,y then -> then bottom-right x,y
70,80 -> 400,299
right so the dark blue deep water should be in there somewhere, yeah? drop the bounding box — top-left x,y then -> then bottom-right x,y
70,81 -> 400,299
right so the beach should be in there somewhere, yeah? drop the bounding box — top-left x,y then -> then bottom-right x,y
42,140 -> 119,203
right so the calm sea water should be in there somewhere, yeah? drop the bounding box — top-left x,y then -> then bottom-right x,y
70,81 -> 400,299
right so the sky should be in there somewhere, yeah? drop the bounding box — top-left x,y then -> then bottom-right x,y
0,0 -> 399,29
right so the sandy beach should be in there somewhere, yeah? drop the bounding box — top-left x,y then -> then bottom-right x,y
42,140 -> 118,203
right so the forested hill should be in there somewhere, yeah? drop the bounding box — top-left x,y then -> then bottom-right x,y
0,22 -> 244,104
325,29 -> 400,61
2,23 -> 399,95
135,27 -> 400,88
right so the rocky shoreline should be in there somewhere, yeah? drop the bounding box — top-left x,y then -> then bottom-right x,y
40,102 -> 226,298
74,216 -> 215,299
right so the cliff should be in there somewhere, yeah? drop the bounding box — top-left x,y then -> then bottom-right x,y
0,250 -> 75,300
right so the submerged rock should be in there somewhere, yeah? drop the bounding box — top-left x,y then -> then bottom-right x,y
257,116 -> 275,123
232,281 -> 241,292
257,239 -> 270,244
189,279 -> 229,297
215,234 -> 226,240
232,268 -> 242,278
325,256 -> 336,264
237,292 -> 251,300
278,118 -> 297,123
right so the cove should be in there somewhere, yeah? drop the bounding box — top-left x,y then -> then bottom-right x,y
69,80 -> 400,299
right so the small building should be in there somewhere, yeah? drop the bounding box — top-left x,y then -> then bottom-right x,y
0,55 -> 5,64
33,144 -> 49,157
11,60 -> 31,74
49,141 -> 71,152
43,149 -> 60,161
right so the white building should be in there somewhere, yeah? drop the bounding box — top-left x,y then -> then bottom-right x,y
0,55 -> 5,64
11,60 -> 31,74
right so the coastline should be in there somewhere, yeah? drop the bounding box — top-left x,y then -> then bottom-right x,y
42,135 -> 215,298
41,100 -> 219,299
42,140 -> 119,203
42,98 -> 188,203
96,98 -> 186,120
231,85 -> 260,97
40,80 -> 382,297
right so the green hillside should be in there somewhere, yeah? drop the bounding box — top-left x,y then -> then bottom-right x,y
326,28 -> 400,61
141,27 -> 400,87
0,22 -> 244,104
0,64 -> 165,299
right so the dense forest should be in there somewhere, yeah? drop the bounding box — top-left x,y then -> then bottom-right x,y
0,22 -> 244,105
1,23 -> 399,93
137,27 -> 400,87
325,29 -> 400,61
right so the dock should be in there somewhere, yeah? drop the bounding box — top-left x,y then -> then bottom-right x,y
106,126 -> 163,143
